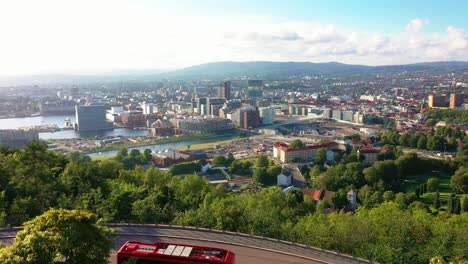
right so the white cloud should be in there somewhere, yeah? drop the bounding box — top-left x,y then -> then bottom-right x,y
0,2 -> 466,75
406,18 -> 430,32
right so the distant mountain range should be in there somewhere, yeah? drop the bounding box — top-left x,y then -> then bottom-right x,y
160,61 -> 468,79
0,70 -> 166,87
1,61 -> 468,86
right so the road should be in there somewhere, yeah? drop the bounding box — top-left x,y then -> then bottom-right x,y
402,148 -> 448,160
0,224 -> 371,264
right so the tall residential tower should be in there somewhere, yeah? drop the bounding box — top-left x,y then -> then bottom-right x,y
218,81 -> 231,100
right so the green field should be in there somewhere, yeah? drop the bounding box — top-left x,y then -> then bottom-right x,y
176,138 -> 243,151
91,155 -> 114,161
404,173 -> 454,208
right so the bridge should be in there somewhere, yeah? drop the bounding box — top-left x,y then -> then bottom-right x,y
0,224 -> 373,264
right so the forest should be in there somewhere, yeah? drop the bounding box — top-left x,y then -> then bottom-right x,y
0,142 -> 467,264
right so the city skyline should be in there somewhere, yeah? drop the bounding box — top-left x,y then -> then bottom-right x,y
0,0 -> 467,76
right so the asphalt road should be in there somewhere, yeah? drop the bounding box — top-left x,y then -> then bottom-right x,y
0,224 -> 372,264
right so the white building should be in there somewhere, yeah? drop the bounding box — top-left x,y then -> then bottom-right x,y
347,190 -> 357,210
106,106 -> 124,122
359,95 -> 376,102
342,110 -> 354,122
277,172 -> 292,187
259,106 -> 275,125
326,150 -> 335,163
142,103 -> 155,115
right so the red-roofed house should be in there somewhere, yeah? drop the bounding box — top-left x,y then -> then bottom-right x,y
303,188 -> 335,204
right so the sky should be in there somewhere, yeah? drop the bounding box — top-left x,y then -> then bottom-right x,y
0,0 -> 467,76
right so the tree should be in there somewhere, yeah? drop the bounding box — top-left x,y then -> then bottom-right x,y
229,159 -> 252,175
363,160 -> 400,191
315,148 -> 327,164
253,167 -> 268,185
450,166 -> 468,193
426,118 -> 437,127
383,191 -> 395,202
316,201 -> 330,213
9,141 -> 66,218
170,161 -> 201,175
212,155 -> 227,167
255,156 -> 269,168
344,134 -> 361,141
395,152 -> 420,176
461,195 -> 468,213
427,135 -> 446,152
399,134 -> 410,147
427,177 -> 440,192
395,192 -> 407,208
0,209 -> 112,264
433,191 -> 440,209
143,149 -> 152,163
267,166 -> 282,179
226,153 -> 235,166
289,139 -> 305,148
453,197 -> 461,214
447,194 -> 455,213
331,189 -> 349,209
116,147 -> 128,160
132,192 -> 165,223
410,133 -> 422,148
421,183 -> 427,195
417,136 -> 427,149
309,165 -> 323,178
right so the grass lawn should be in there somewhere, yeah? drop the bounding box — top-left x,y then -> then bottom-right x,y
92,155 -> 114,161
404,173 -> 454,207
176,138 -> 242,151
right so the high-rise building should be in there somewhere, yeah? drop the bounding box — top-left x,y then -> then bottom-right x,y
247,80 -> 263,98
206,98 -> 226,116
332,110 -> 342,120
259,106 -> 275,125
210,104 -> 224,117
142,103 -> 155,115
197,97 -> 208,115
428,95 -> 448,108
450,93 -> 464,109
342,111 -> 354,122
75,105 -> 113,131
218,81 -> 231,100
242,107 -> 260,129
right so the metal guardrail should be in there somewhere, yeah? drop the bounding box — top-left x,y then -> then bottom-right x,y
0,224 -> 374,264
105,223 -> 374,264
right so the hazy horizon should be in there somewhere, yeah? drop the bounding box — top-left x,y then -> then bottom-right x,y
1,0 -> 467,76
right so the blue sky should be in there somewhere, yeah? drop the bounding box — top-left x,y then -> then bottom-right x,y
0,0 -> 467,75
147,0 -> 468,33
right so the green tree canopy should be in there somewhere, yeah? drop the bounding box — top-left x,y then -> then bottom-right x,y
0,209 -> 112,264
331,189 -> 349,209
255,155 -> 270,168
451,166 -> 468,193
427,177 -> 440,192
212,155 -> 227,167
315,148 -> 327,164
289,139 -> 305,148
